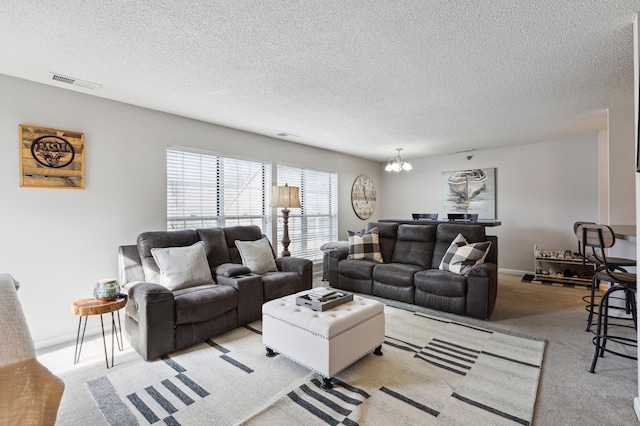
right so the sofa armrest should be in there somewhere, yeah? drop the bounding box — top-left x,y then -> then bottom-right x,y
216,263 -> 251,278
218,274 -> 263,324
275,257 -> 310,275
465,263 -> 498,319
328,246 -> 350,260
275,257 -> 313,290
125,282 -> 176,360
276,257 -> 313,291
327,247 -> 349,287
118,245 -> 144,285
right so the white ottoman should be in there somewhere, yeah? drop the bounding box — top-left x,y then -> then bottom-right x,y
262,291 -> 385,389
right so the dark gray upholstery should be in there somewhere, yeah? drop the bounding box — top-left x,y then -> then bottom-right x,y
173,284 -> 237,325
222,225 -> 265,264
137,230 -> 200,283
338,259 -> 377,294
196,228 -> 231,273
119,225 -> 312,361
391,224 -> 436,268
328,222 -> 498,319
365,222 -> 398,263
432,224 -> 485,269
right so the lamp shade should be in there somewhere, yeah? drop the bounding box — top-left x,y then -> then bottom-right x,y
270,184 -> 301,208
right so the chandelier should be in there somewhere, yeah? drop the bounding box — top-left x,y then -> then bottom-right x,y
384,148 -> 413,172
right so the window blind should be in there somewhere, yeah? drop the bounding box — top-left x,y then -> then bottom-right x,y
167,148 -> 272,236
276,165 -> 338,261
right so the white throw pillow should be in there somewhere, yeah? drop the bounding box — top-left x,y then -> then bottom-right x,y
439,233 -> 491,276
235,238 -> 278,274
151,241 -> 214,291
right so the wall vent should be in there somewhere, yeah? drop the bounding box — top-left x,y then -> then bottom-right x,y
50,72 -> 101,90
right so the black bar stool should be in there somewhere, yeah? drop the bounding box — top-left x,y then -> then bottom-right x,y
574,221 -> 635,331
577,224 -> 637,373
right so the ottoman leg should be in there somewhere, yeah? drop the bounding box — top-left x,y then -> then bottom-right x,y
322,377 -> 333,390
266,347 -> 278,358
374,345 -> 383,356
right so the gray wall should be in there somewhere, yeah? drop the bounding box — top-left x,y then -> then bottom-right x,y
379,136 -> 600,273
0,74 -> 381,347
1,71 -> 631,348
608,104 -> 636,224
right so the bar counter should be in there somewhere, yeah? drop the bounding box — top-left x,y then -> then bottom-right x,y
380,219 -> 502,227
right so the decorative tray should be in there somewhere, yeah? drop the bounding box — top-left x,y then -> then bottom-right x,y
296,290 -> 353,311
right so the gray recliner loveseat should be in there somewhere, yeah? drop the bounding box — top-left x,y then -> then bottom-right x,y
118,225 -> 312,360
328,222 -> 498,319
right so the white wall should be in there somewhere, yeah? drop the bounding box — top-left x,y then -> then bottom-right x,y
608,104 -> 636,225
379,136 -> 600,273
2,70 -> 632,348
597,130 -> 609,224
0,74 -> 381,348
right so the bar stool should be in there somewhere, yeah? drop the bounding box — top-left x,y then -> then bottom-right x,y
577,225 -> 637,373
574,221 -> 635,331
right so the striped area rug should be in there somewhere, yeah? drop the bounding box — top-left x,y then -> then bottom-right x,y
86,306 -> 544,425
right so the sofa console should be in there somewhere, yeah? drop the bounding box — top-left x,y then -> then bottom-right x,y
328,222 -> 498,319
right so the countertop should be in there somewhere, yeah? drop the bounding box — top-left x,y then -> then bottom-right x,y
380,219 -> 502,227
610,224 -> 636,242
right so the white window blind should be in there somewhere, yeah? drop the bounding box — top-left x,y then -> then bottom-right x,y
167,148 -> 272,235
276,165 -> 337,261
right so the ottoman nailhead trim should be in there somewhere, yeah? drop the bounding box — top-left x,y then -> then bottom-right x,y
263,311 -> 384,340
266,342 -> 383,377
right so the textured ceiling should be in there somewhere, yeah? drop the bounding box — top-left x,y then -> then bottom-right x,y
1,1 -> 639,162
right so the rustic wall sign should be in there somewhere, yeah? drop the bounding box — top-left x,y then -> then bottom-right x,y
19,124 -> 84,189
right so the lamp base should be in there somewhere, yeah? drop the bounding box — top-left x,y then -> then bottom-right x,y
281,208 -> 291,257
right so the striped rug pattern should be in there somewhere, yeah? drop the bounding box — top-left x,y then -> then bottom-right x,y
86,306 -> 544,425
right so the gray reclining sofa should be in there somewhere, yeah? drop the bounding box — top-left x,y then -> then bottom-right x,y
118,225 -> 312,360
328,222 -> 498,319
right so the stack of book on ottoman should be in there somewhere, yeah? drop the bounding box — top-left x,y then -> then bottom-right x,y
296,287 -> 353,311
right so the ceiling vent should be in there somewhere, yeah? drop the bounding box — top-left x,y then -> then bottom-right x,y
50,72 -> 101,90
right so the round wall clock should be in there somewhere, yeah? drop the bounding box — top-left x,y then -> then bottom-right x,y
351,174 -> 376,219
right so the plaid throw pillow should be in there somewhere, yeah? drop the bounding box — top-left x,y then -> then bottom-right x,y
347,227 -> 383,263
439,233 -> 491,276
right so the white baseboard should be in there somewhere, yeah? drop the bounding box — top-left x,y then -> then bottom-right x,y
35,324 -> 104,353
498,268 -> 532,276
634,397 -> 640,421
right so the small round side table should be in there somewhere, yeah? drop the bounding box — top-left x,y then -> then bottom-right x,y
71,295 -> 127,368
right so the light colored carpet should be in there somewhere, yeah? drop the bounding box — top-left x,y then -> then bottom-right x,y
242,306 -> 544,425
54,305 -> 544,426
42,273 -> 638,425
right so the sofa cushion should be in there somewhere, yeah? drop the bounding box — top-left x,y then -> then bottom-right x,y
235,237 -> 278,274
347,227 -> 383,263
339,258 -> 378,279
137,229 -> 200,284
173,284 -> 237,325
439,234 -> 491,276
196,228 -> 231,273
432,224 -> 486,269
151,241 -> 215,291
414,269 -> 467,315
391,224 -> 436,268
223,225 -> 264,264
365,222 -> 398,263
373,263 -> 424,287
414,269 -> 467,296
